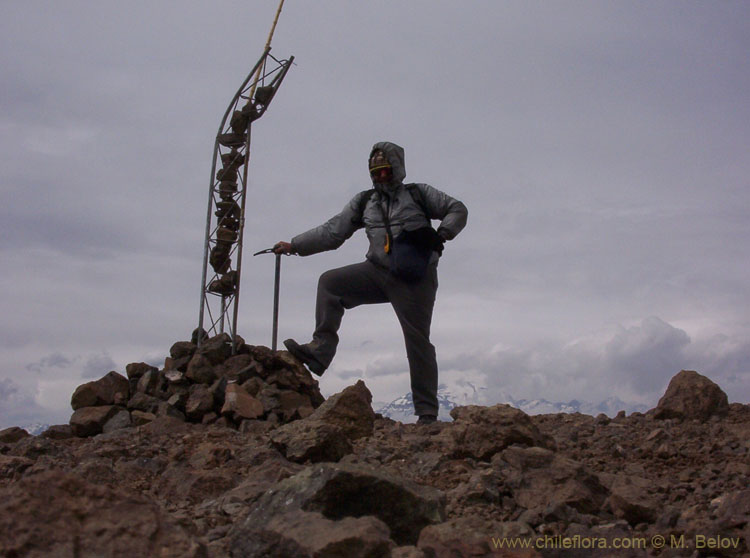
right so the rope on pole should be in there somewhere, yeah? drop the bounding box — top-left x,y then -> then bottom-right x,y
248,0 -> 286,102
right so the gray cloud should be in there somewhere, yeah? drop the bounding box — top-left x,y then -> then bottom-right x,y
25,353 -> 72,373
81,353 -> 117,379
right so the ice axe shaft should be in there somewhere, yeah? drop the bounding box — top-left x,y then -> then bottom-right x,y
253,248 -> 282,351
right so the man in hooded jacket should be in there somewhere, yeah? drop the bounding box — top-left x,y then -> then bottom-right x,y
273,141 -> 467,424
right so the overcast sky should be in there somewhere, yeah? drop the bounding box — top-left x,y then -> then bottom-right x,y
2,1 -> 749,428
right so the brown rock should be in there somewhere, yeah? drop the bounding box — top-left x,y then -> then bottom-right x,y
0,455 -> 34,480
230,510 -> 394,558
131,410 -> 156,425
169,341 -> 196,360
39,424 -> 74,440
440,404 -> 556,461
307,379 -> 375,439
70,371 -> 130,410
197,333 -> 232,365
186,353 -> 217,385
185,384 -> 214,422
418,516 -> 539,558
494,446 -> 609,515
270,421 -> 353,463
608,474 -> 659,525
69,405 -> 121,437
0,471 -> 206,557
221,383 -> 264,421
654,370 -> 729,421
277,390 -> 313,421
0,427 -> 30,443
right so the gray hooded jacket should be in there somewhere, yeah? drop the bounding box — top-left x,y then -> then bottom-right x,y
291,141 -> 468,270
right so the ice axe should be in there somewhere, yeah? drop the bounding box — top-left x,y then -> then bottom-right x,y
253,247 -> 285,351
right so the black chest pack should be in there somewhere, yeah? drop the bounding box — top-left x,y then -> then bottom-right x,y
352,184 -> 444,282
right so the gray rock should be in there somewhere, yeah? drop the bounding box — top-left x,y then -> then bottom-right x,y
102,409 -> 132,433
230,462 -> 445,546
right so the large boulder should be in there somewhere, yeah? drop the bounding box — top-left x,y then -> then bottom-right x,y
307,379 -> 375,439
269,381 -> 375,463
70,371 -> 129,410
653,370 -> 729,421
229,462 -> 445,547
437,404 -> 556,461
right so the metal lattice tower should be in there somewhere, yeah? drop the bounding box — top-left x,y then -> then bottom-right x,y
197,48 -> 293,351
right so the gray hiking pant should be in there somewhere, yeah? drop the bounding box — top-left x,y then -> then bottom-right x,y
307,260 -> 439,416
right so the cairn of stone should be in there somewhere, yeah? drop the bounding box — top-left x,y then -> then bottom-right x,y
67,329 -> 324,438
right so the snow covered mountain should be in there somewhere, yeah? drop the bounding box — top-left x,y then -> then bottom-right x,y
375,387 -> 648,423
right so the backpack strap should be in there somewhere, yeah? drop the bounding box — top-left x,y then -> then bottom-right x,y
404,183 -> 430,219
350,188 -> 375,226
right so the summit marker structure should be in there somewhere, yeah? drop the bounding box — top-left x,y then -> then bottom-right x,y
197,0 -> 293,351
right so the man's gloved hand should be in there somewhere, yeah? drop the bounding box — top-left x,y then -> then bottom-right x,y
273,241 -> 294,255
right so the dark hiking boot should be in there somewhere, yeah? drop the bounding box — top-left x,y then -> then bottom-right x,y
283,339 -> 326,377
417,414 -> 438,425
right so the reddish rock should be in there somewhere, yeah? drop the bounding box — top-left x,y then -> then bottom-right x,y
70,371 -> 130,410
221,383 -> 263,421
654,370 -> 729,421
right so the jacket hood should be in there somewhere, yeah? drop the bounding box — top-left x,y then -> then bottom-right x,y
370,141 -> 406,187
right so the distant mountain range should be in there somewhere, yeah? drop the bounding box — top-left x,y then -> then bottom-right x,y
375,385 -> 649,424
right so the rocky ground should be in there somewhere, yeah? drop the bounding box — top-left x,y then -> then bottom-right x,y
0,333 -> 748,557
